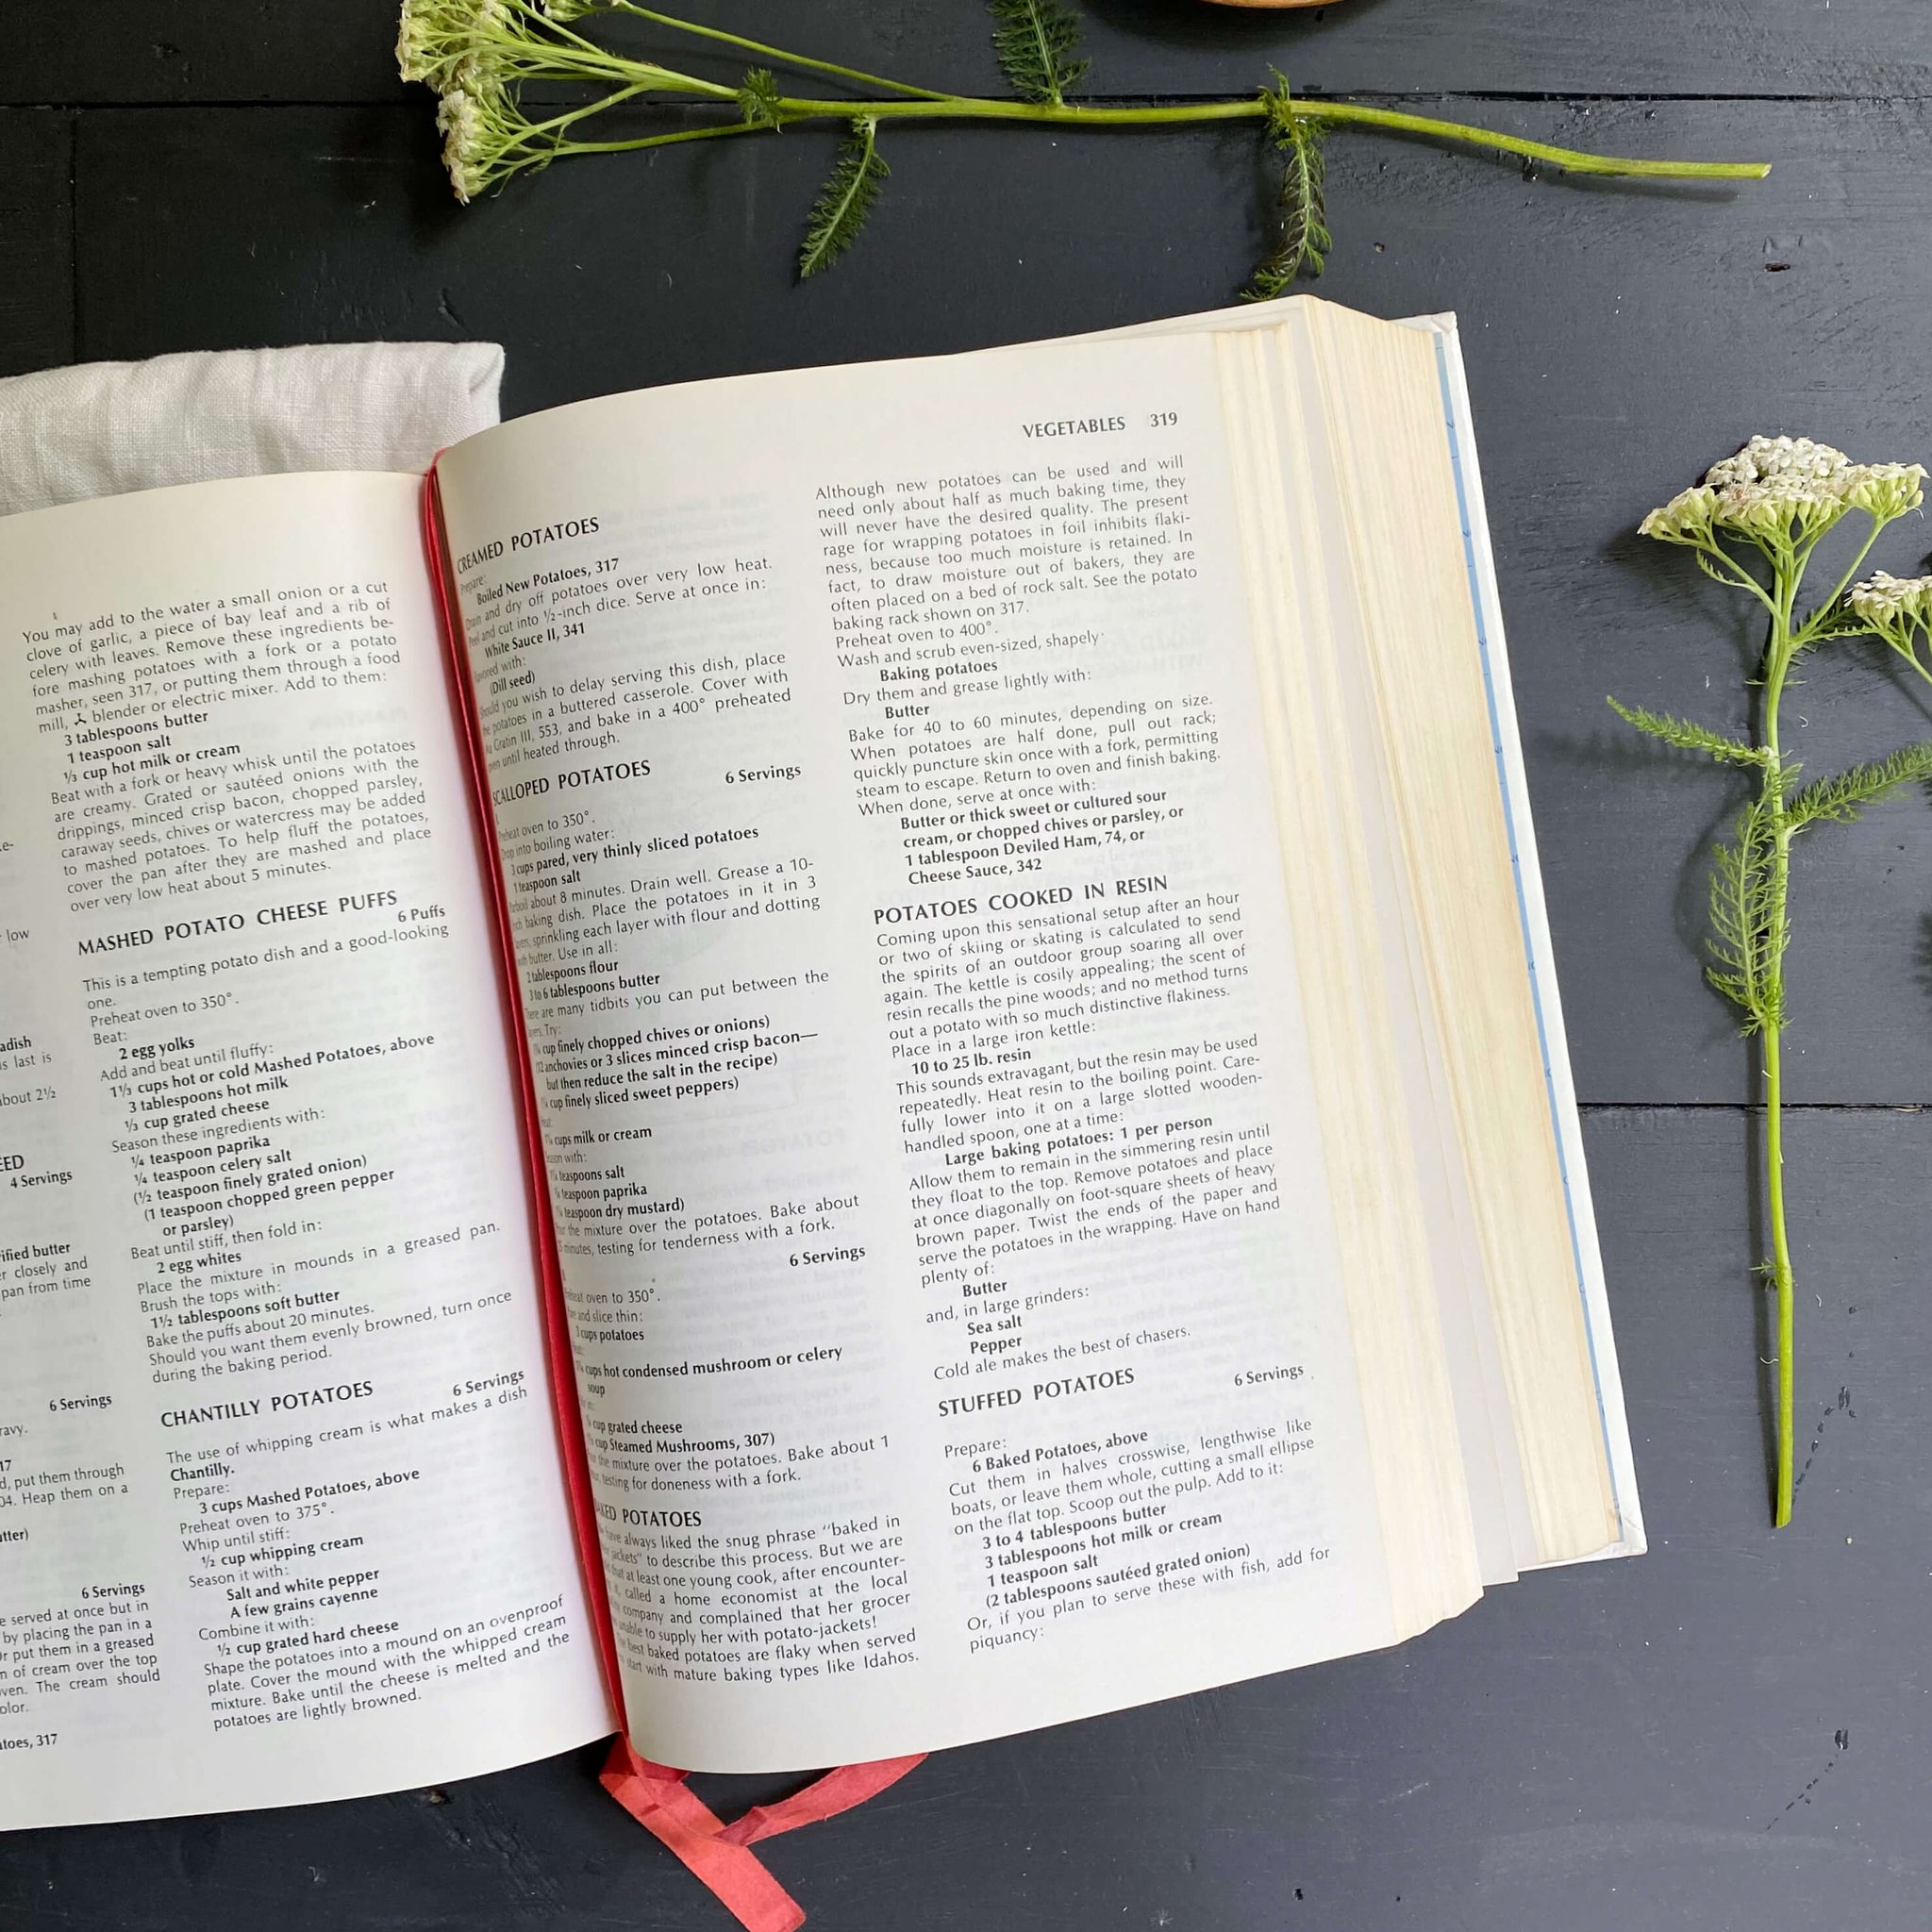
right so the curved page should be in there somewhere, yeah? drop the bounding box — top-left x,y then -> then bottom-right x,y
0,473 -> 609,1830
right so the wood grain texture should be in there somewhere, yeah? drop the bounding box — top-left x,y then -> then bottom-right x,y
6,1108 -> 1930,1930
0,109 -> 74,376
8,0 -> 1932,105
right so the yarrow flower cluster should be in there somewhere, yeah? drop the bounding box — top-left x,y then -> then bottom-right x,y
398,0 -> 698,202
1847,570 -> 1932,689
434,84 -> 498,202
1640,436 -> 1926,549
397,0 -> 520,199
1849,569 -> 1932,629
397,0 -> 513,90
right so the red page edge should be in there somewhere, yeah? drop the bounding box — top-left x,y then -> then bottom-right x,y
419,461 -> 626,1729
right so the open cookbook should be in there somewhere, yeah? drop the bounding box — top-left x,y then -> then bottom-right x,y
0,298 -> 1641,1830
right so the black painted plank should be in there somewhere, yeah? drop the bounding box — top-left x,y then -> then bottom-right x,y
11,0 -> 1932,107
8,4 -> 408,105
6,1107 -> 1930,1930
0,108 -> 74,376
74,95 -> 1932,1102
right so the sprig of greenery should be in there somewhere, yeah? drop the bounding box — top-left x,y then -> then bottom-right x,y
1788,742 -> 1932,830
1607,697 -> 1770,767
989,0 -> 1089,107
737,66 -> 783,130
396,0 -> 1769,288
1247,76 -> 1330,295
1705,796 -> 1787,1034
1611,437 -> 1930,1525
800,118 -> 889,278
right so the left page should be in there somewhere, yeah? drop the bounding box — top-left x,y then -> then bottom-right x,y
0,473 -> 611,1830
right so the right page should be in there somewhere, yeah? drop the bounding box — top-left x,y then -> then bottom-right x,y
430,316 -> 1606,1773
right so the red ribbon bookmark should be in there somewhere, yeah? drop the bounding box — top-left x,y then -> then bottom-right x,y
600,1740 -> 925,1932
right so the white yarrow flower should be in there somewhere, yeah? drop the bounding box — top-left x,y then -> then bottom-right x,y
1849,570 -> 1932,628
1645,436 -> 1925,548
1706,435 -> 1852,492
437,85 -> 489,202
1638,485 -> 1718,544
1707,438 -> 1849,537
1842,462 -> 1926,521
396,0 -> 439,83
398,0 -> 514,89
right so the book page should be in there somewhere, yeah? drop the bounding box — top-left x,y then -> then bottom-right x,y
435,335 -> 1425,1774
0,474 -> 610,1830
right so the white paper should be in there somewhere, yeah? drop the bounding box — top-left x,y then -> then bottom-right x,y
0,472 -> 610,1829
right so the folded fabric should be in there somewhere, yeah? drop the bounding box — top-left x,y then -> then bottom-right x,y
0,341 -> 504,518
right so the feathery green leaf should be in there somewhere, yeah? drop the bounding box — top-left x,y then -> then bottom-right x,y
1693,545 -> 1763,594
1607,696 -> 1770,767
1246,79 -> 1329,297
799,118 -> 888,278
738,67 -> 784,131
1706,798 -> 1787,1033
1794,606 -> 1881,647
988,0 -> 1089,107
1787,741 -> 1932,830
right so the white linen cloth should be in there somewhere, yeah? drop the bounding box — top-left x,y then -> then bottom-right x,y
0,341 -> 504,518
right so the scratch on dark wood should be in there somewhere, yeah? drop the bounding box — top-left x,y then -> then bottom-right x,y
1792,1384 -> 1857,1491
1766,1728 -> 1850,1829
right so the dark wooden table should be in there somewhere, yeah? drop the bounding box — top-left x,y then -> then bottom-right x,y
8,5 -> 1932,1926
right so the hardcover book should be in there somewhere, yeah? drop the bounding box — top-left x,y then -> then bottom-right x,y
0,298 -> 1639,1828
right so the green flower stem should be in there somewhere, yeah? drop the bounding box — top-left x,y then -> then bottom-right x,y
1702,515 -> 1892,1527
1285,100 -> 1768,179
1743,506 -> 1886,1525
563,117 -> 757,154
1763,1021 -> 1794,1524
1619,454 -> 1928,1529
488,5 -> 742,95
766,92 -> 1269,127
1758,603 -> 1798,1528
603,1 -> 956,100
544,80 -> 1768,182
558,6 -> 1767,177
508,81 -> 659,151
1793,523 -> 1887,647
